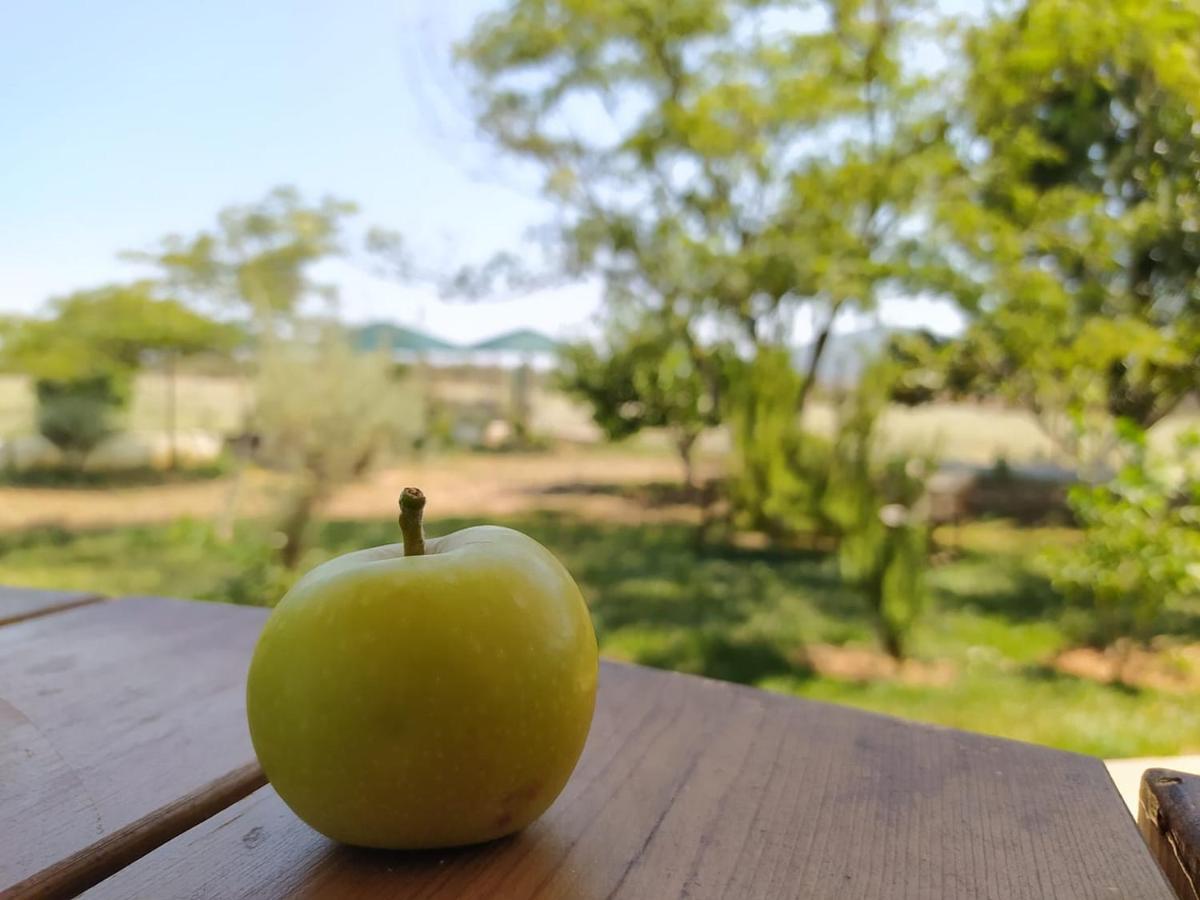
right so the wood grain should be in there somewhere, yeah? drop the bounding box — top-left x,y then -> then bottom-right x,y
0,596 -> 269,899
85,661 -> 1171,900
1140,768 -> 1200,900
0,585 -> 103,627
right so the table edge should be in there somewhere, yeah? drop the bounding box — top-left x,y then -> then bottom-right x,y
5,762 -> 266,900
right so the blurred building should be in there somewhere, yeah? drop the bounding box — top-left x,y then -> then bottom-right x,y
351,323 -> 559,371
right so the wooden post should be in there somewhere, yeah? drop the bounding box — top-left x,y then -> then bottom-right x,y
166,353 -> 179,470
511,359 -> 531,444
1140,768 -> 1200,899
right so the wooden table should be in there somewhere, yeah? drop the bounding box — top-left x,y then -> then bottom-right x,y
0,587 -> 1179,899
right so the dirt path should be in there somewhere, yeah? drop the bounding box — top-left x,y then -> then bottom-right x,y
0,449 -> 705,532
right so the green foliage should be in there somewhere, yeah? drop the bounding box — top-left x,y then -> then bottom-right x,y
558,310 -> 726,486
821,362 -> 933,658
2,283 -> 238,469
128,186 -> 361,327
559,328 -> 715,441
254,325 -> 410,478
0,315 -> 22,364
462,0 -> 950,402
925,0 -> 1200,466
727,351 -> 934,657
253,323 -> 413,566
208,534 -> 297,607
2,283 -> 238,384
0,463 -> 227,489
463,0 -> 960,614
727,348 -> 830,534
33,376 -> 125,468
1042,423 -> 1200,646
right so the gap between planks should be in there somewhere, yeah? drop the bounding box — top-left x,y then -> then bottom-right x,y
0,589 -> 107,628
3,763 -> 267,900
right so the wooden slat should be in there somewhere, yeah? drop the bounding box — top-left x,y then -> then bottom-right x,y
1140,768 -> 1200,900
0,596 -> 269,899
0,585 -> 103,627
85,661 -> 1172,900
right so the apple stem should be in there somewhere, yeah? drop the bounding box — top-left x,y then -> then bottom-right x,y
399,487 -> 426,557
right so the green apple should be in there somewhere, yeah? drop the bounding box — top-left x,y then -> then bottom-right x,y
246,488 -> 598,849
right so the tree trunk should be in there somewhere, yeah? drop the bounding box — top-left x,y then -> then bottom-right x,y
215,457 -> 244,542
278,481 -> 323,569
166,353 -> 179,470
417,353 -> 433,456
880,623 -> 904,661
795,303 -> 843,418
675,428 -> 699,498
511,361 -> 532,445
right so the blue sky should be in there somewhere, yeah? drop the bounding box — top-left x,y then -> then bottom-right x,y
2,0 -> 961,342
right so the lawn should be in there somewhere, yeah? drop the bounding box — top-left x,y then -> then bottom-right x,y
2,511 -> 1196,758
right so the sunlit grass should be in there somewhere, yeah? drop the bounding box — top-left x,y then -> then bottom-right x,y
1,512 -> 1196,757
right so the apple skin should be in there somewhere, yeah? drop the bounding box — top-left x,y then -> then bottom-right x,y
246,525 -> 598,849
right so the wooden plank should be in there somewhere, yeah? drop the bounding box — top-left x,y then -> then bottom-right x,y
0,585 -> 103,627
1140,768 -> 1200,900
85,661 -> 1172,900
0,596 -> 269,899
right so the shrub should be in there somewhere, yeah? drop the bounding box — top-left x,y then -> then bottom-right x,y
821,364 -> 933,659
727,348 -> 832,536
727,350 -> 935,658
253,325 -> 411,568
33,375 -> 128,469
1042,422 -> 1200,646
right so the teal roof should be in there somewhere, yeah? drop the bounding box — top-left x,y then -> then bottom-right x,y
352,323 -> 457,353
350,323 -> 559,356
470,329 -> 558,353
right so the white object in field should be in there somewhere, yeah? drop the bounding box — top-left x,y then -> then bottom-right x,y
0,435 -> 61,470
482,418 -> 514,449
89,431 -> 224,470
0,430 -> 223,471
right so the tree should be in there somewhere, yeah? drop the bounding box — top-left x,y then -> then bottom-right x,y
128,186 -> 361,330
461,0 -> 949,425
253,324 -> 409,568
32,377 -> 124,470
0,315 -> 21,355
2,284 -> 236,469
122,296 -> 243,468
558,310 -> 727,494
927,0 -> 1200,470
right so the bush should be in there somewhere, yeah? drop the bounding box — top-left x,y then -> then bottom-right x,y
253,325 -> 412,567
727,348 -> 832,536
1042,422 -> 1200,646
821,364 -> 933,659
34,375 -> 128,469
727,351 -> 935,658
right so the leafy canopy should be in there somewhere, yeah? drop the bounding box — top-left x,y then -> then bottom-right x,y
128,185 -> 361,324
463,0 -> 949,381
559,315 -> 725,441
2,282 -> 239,384
927,0 -> 1200,461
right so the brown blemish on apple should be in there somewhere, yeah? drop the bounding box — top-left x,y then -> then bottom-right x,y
494,781 -> 542,829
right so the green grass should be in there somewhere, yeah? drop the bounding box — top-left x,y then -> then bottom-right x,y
1,512 -> 1196,757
